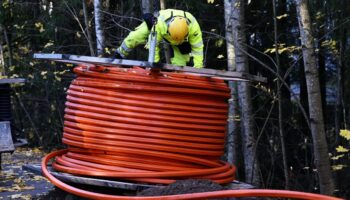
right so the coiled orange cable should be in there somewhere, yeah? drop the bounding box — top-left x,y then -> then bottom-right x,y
42,65 -> 343,199
51,65 -> 236,185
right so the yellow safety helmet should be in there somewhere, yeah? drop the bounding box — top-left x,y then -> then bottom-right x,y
168,17 -> 189,43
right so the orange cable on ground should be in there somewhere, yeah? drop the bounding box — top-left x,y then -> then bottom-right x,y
42,150 -> 343,200
42,65 -> 343,199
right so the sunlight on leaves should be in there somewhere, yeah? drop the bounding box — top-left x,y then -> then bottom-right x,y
105,47 -> 111,54
44,42 -> 54,48
331,154 -> 344,160
76,31 -> 82,38
2,0 -> 10,8
340,129 -> 350,140
19,46 -> 30,54
215,39 -> 224,47
207,0 -> 215,4
35,22 -> 45,33
336,145 -> 349,153
276,14 -> 288,20
331,164 -> 347,171
55,75 -> 61,81
315,11 -> 325,20
13,24 -> 23,29
217,54 -> 224,59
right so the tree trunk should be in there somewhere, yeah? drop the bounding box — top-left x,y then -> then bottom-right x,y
0,25 -> 5,76
231,0 -> 260,186
272,0 -> 289,190
3,27 -> 12,67
0,43 -> 5,76
159,0 -> 170,64
141,0 -> 153,13
83,0 -> 95,56
224,0 -> 238,166
295,0 -> 335,195
94,0 -> 104,56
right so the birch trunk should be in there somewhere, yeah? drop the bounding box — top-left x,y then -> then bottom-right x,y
83,0 -> 95,56
231,0 -> 260,186
0,43 -> 4,76
0,25 -> 5,76
224,0 -> 238,166
295,0 -> 335,195
94,0 -> 104,56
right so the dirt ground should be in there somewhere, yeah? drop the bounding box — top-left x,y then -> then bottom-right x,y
0,147 -> 84,200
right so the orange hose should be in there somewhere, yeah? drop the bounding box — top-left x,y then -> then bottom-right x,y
42,65 -> 343,199
52,65 -> 234,185
42,150 -> 343,200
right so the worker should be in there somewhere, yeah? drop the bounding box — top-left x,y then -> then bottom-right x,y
115,9 -> 204,68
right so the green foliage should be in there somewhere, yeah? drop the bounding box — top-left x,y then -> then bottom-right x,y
0,1 -> 80,147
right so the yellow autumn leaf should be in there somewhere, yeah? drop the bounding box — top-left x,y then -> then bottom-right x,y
44,42 -> 54,48
276,14 -> 288,20
35,22 -> 45,33
2,1 -> 9,8
105,47 -> 111,54
207,0 -> 215,3
336,145 -> 349,153
330,154 -> 344,160
76,31 -> 81,38
340,129 -> 350,140
331,164 -> 347,171
22,186 -> 35,190
33,175 -> 47,181
278,47 -> 288,54
55,75 -> 61,81
315,11 -> 324,20
217,54 -> 224,59
19,46 -> 30,53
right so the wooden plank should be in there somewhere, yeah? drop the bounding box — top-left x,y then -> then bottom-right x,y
33,53 -> 267,82
23,164 -> 162,191
0,78 -> 25,84
23,164 -> 255,191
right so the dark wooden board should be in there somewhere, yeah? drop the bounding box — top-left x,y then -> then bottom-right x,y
33,53 -> 267,82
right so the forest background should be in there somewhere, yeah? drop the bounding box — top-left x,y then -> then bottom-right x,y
0,0 -> 349,199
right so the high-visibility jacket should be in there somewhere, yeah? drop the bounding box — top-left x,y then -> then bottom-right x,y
118,9 -> 204,68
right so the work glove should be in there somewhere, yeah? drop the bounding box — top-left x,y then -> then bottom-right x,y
114,49 -> 125,59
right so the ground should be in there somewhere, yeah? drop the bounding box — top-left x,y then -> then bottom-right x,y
0,147 -> 83,200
